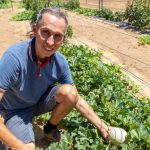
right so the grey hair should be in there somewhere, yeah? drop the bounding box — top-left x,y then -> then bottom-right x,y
35,8 -> 68,33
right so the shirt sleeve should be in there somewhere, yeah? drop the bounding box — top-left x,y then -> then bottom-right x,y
59,59 -> 74,84
0,52 -> 20,91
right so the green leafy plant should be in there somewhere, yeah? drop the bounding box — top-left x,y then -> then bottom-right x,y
74,7 -> 99,16
63,0 -> 80,10
74,7 -> 125,22
114,12 -> 125,22
35,43 -> 150,149
22,0 -> 48,11
0,0 -> 9,4
22,0 -> 49,23
138,34 -> 150,45
0,0 -> 10,9
98,8 -> 114,21
50,0 -> 63,7
65,25 -> 73,39
11,10 -> 33,21
125,0 -> 150,31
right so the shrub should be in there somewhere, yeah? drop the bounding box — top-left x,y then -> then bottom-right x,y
125,0 -> 150,31
114,12 -> 125,22
0,0 -> 10,9
22,0 -> 48,11
65,25 -> 73,39
63,0 -> 80,10
98,8 -> 114,21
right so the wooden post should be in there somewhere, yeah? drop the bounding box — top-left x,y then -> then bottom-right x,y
101,0 -> 103,9
58,0 -> 60,6
48,0 -> 51,7
148,0 -> 150,9
10,0 -> 13,10
99,0 -> 100,11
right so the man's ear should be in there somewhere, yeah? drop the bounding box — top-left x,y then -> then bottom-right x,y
32,24 -> 37,36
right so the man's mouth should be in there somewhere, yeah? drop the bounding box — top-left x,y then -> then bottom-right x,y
43,45 -> 53,51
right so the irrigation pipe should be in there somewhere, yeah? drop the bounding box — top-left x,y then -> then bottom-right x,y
70,13 -> 140,38
95,40 -> 150,67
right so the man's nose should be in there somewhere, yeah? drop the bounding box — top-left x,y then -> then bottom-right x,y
46,35 -> 55,45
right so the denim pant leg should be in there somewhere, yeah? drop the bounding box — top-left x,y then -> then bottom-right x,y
0,84 -> 62,149
0,107 -> 36,150
35,84 -> 62,116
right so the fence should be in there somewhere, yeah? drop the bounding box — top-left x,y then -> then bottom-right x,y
79,0 -> 129,12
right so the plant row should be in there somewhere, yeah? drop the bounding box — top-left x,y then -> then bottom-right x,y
16,0 -> 149,32
36,43 -> 150,150
62,0 -> 150,31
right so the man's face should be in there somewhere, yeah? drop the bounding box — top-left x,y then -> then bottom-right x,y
34,13 -> 66,61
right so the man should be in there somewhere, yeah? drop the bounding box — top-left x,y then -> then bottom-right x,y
0,8 -> 109,150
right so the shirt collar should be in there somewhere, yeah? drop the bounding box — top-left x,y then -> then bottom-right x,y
28,37 -> 37,62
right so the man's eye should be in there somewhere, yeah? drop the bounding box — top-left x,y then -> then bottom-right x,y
43,30 -> 49,35
40,29 -> 50,37
55,34 -> 62,40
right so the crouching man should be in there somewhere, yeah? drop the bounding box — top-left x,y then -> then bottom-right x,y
0,8 -> 109,150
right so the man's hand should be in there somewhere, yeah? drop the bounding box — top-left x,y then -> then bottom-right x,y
99,127 -> 109,141
0,120 -> 35,150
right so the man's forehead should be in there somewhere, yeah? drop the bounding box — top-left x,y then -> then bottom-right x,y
40,13 -> 65,25
37,13 -> 66,34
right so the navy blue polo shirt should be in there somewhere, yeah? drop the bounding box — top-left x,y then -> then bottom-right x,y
0,38 -> 73,110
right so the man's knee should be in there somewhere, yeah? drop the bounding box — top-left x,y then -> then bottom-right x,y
55,84 -> 78,105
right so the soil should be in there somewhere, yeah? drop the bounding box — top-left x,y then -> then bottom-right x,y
67,12 -> 150,98
0,1 -> 149,149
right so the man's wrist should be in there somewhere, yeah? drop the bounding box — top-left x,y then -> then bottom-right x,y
97,120 -> 109,131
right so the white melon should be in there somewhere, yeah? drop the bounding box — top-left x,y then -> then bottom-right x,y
108,127 -> 127,146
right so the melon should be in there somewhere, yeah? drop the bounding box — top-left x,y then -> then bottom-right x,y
108,127 -> 127,146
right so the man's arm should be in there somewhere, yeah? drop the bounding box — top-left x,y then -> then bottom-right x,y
72,86 -> 109,139
0,91 -> 30,150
